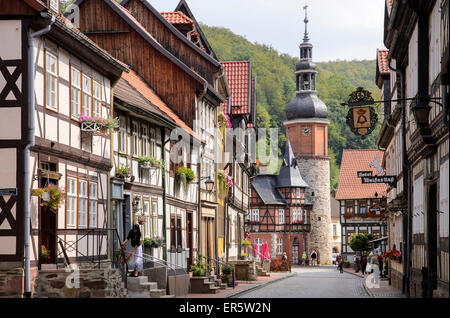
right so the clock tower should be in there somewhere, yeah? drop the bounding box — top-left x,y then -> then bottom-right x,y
284,5 -> 332,265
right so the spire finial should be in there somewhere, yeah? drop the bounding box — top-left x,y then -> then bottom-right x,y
303,2 -> 309,42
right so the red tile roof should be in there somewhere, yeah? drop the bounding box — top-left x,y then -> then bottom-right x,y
377,49 -> 390,74
161,11 -> 195,25
335,149 -> 387,200
121,70 -> 201,141
221,61 -> 251,115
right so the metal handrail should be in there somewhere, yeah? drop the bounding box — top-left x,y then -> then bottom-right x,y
137,252 -> 188,298
201,255 -> 235,289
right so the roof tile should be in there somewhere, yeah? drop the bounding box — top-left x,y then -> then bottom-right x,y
221,61 -> 251,115
377,49 -> 390,74
335,149 -> 387,200
160,11 -> 195,25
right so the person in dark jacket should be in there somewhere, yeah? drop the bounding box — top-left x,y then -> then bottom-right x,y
361,255 -> 368,275
122,224 -> 143,277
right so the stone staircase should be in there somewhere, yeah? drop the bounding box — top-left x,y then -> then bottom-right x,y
208,274 -> 228,290
189,275 -> 224,294
126,275 -> 174,298
256,264 -> 270,277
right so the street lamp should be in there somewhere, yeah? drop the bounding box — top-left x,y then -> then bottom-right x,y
201,176 -> 214,193
412,96 -> 431,127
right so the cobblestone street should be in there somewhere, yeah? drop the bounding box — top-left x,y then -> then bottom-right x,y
235,266 -> 370,298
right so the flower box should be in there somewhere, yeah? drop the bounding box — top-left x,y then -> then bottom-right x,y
33,184 -> 65,212
79,115 -> 119,135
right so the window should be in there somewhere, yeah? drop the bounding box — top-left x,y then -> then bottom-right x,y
89,182 -> 98,228
252,209 -> 259,222
78,180 -> 88,229
92,81 -> 101,118
345,201 -> 354,215
132,121 -> 140,156
152,201 -> 158,237
143,201 -> 150,237
302,209 -> 306,222
255,238 -> 263,254
71,67 -> 81,118
66,177 -> 77,228
292,208 -> 297,222
277,238 -> 283,254
150,127 -> 156,157
141,124 -> 149,157
45,51 -> 58,110
119,116 -> 127,153
296,188 -> 301,198
278,209 -> 285,225
81,74 -> 92,116
49,0 -> 59,12
358,201 -> 367,215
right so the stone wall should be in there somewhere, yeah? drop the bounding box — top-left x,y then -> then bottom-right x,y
297,158 -> 333,265
34,267 -> 127,298
229,260 -> 257,281
0,267 -> 39,298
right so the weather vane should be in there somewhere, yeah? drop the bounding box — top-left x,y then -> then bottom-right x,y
303,2 -> 309,41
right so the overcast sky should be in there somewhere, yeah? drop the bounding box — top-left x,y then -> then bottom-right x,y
149,0 -> 386,62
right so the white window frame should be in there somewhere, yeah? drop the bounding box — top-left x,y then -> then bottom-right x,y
89,182 -> 98,229
92,80 -> 102,118
292,208 -> 297,222
70,66 -> 81,118
45,51 -> 58,110
119,116 -> 127,154
66,177 -> 77,228
82,74 -> 92,117
141,124 -> 149,157
296,188 -> 301,198
252,209 -> 259,222
49,0 -> 59,12
78,180 -> 88,229
278,209 -> 285,225
152,201 -> 158,237
277,238 -> 283,255
132,120 -> 140,157
143,200 -> 150,238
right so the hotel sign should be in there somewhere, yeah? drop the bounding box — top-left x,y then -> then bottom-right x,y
361,176 -> 396,184
357,171 -> 373,178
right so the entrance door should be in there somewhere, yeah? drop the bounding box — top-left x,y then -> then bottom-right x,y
40,178 -> 57,264
427,183 -> 438,297
292,238 -> 299,264
186,211 -> 193,269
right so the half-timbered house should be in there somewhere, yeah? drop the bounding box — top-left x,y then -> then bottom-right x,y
73,0 -> 226,269
248,142 -> 311,264
377,0 -> 449,298
221,60 -> 257,262
0,0 -> 126,297
335,150 -> 388,262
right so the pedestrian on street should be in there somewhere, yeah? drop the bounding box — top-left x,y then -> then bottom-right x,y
338,259 -> 344,274
311,251 -> 317,266
354,255 -> 360,273
361,255 -> 368,275
377,252 -> 384,278
337,254 -> 341,269
302,251 -> 307,266
282,252 -> 288,261
122,224 -> 143,277
371,256 -> 380,284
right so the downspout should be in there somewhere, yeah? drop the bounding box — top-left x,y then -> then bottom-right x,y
24,15 -> 55,298
389,60 -> 410,297
161,128 -> 170,261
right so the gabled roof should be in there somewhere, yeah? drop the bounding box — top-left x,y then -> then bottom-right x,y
120,0 -> 220,66
252,175 -> 287,206
174,0 -> 217,59
335,149 -> 387,200
277,142 -> 309,188
160,11 -> 194,25
121,70 -> 201,141
20,1 -> 128,75
221,60 -> 252,115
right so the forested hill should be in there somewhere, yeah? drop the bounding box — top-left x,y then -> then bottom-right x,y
201,25 -> 381,189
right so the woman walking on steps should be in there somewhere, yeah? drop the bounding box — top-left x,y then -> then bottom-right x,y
122,224 -> 143,277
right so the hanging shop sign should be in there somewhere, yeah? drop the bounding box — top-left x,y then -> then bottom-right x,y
369,202 -> 387,216
357,171 -> 373,178
343,87 -> 379,139
361,175 -> 396,184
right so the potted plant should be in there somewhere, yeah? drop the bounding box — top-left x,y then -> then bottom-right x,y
190,255 -> 208,277
221,264 -> 234,287
217,170 -> 233,198
138,156 -> 162,170
176,166 -> 195,191
115,165 -> 134,181
79,115 -> 119,134
33,184 -> 65,212
114,249 -> 132,264
41,245 -> 50,260
240,252 -> 248,260
218,112 -> 232,130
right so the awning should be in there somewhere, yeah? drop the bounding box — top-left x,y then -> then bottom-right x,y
369,237 -> 388,244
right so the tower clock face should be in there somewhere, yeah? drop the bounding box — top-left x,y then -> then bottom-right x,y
303,127 -> 312,136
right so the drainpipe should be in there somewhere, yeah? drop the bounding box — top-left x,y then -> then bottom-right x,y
389,60 -> 410,297
24,15 -> 55,298
161,128 -> 170,261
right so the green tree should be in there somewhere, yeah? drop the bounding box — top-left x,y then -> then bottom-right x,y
349,233 -> 380,254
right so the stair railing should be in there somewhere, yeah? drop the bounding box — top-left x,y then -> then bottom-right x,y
201,255 -> 235,289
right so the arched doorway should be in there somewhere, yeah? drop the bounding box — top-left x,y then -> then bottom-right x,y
292,237 -> 299,264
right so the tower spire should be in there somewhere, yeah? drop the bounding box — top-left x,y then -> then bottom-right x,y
303,3 -> 309,42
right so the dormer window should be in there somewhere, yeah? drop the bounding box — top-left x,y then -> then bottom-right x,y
49,0 -> 59,13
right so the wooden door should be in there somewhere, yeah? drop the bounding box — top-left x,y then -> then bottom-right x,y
40,179 -> 57,264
